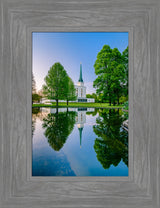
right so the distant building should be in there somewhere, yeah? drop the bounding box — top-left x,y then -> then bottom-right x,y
75,63 -> 95,103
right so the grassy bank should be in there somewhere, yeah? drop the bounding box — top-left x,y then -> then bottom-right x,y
32,102 -> 123,108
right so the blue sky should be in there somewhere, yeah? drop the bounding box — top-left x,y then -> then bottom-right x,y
32,32 -> 128,94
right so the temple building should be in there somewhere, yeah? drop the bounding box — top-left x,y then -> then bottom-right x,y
41,63 -> 95,104
75,63 -> 95,103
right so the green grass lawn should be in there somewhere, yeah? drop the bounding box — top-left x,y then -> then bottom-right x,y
32,102 -> 123,108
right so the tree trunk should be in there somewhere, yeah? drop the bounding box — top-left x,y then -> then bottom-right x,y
56,107 -> 58,114
67,100 -> 68,105
56,99 -> 58,107
117,94 -> 119,105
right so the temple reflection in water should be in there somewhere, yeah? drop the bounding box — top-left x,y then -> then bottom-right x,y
49,107 -> 95,148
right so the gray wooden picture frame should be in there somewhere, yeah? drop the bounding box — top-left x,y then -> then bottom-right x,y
0,0 -> 160,207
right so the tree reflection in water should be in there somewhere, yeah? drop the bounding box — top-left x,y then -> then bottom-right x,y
93,109 -> 128,169
42,110 -> 77,151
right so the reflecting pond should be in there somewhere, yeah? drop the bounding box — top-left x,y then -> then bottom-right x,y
32,107 -> 128,176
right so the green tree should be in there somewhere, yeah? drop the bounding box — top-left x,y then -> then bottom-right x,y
42,62 -> 68,106
86,94 -> 92,98
86,93 -> 98,102
110,61 -> 126,105
66,77 -> 77,105
122,46 -> 128,97
32,72 -> 36,94
32,93 -> 42,103
119,95 -> 128,104
93,45 -> 112,105
93,45 -> 127,105
42,111 -> 76,151
93,109 -> 128,169
122,101 -> 129,119
32,72 -> 39,104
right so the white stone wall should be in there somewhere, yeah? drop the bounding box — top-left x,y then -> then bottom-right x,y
76,111 -> 86,124
75,85 -> 86,98
41,98 -> 95,103
86,98 -> 95,103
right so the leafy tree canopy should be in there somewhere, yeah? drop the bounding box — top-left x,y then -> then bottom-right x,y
42,62 -> 77,106
32,93 -> 42,103
66,77 -> 77,105
42,111 -> 77,151
93,45 -> 128,105
42,62 -> 69,106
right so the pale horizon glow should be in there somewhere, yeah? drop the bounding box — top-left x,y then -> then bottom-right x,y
32,32 -> 128,94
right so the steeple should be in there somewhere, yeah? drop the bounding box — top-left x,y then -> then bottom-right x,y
78,63 -> 83,82
78,127 -> 83,148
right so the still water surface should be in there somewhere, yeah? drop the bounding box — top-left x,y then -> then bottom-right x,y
32,107 -> 128,176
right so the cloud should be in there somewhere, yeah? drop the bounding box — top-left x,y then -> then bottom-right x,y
84,82 -> 96,94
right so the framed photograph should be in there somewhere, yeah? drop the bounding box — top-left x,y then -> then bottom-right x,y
32,32 -> 129,177
0,0 -> 159,207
